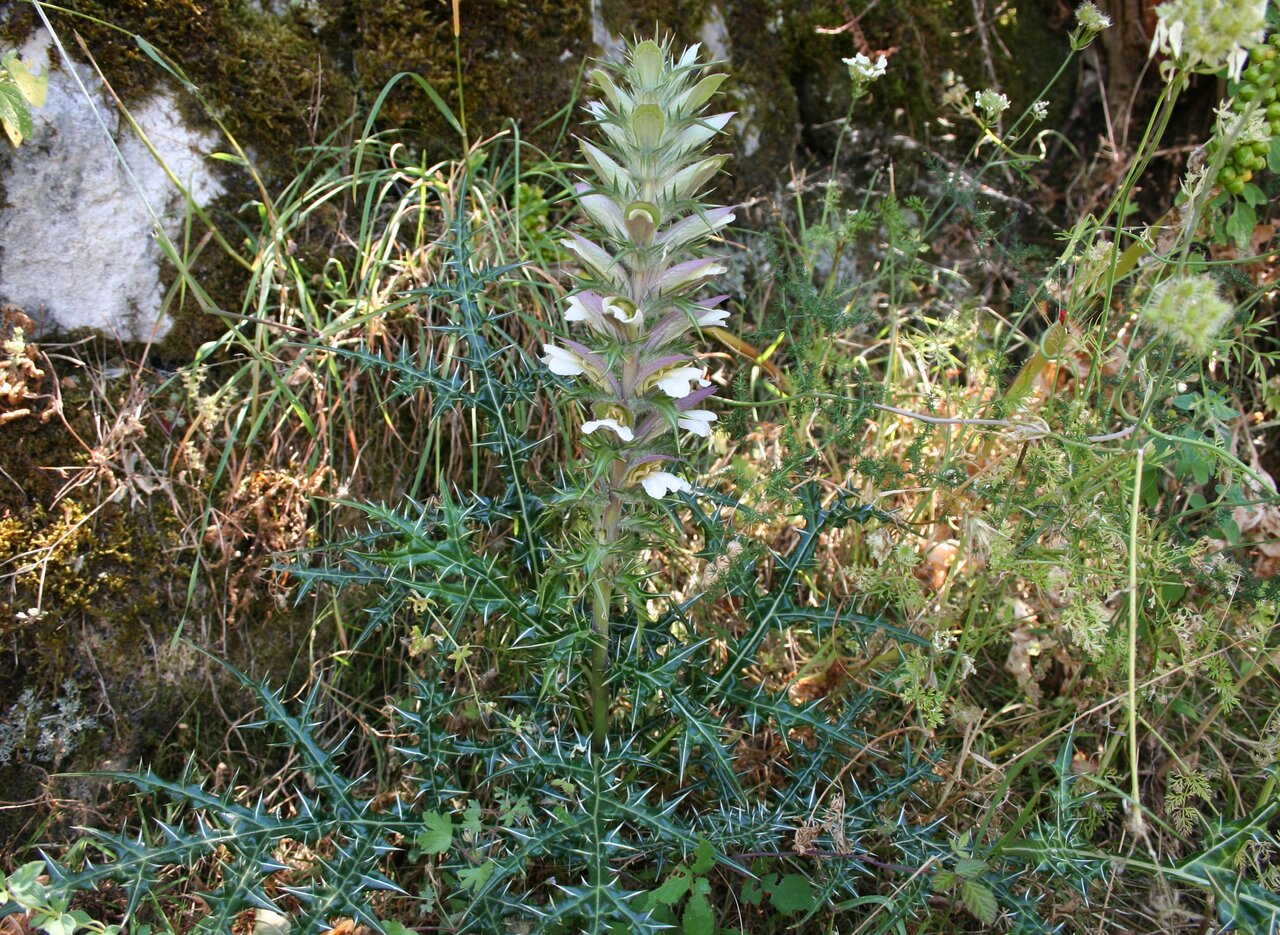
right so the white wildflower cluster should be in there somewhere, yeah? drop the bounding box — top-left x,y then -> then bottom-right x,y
843,52 -> 887,82
541,40 -> 734,500
974,88 -> 1011,122
1071,239 -> 1115,300
1150,0 -> 1268,79
843,51 -> 888,98
1143,274 -> 1234,356
1075,2 -> 1113,34
941,72 -> 969,110
1215,97 -> 1272,151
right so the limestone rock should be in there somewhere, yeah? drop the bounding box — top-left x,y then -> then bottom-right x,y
0,30 -> 223,342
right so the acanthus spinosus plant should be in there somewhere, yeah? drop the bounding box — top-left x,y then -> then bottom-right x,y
540,38 -> 736,746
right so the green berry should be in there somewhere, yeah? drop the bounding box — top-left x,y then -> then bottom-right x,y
1239,83 -> 1259,101
1252,45 -> 1269,64
1245,65 -> 1263,84
1220,165 -> 1238,183
1228,178 -> 1247,195
1267,101 -> 1280,119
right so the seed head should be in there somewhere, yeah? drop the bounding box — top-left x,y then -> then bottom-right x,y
1143,274 -> 1234,356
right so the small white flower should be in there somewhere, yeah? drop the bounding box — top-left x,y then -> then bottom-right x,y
842,52 -> 887,82
695,306 -> 730,327
1030,99 -> 1050,122
1074,2 -> 1112,32
941,72 -> 969,110
540,344 -> 586,376
640,471 -> 693,498
655,366 -> 710,399
582,418 -> 635,442
975,89 -> 1010,121
677,409 -> 717,437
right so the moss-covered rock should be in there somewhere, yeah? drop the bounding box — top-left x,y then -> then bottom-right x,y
352,0 -> 592,156
2,0 -> 354,178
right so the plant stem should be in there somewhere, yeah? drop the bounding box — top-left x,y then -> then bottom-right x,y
451,0 -> 469,150
591,575 -> 612,752
1127,443 -> 1145,830
590,495 -> 623,751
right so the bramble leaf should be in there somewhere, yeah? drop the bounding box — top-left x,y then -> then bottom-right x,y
961,880 -> 998,925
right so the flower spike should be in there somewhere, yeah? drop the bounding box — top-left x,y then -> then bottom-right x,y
543,38 -> 734,508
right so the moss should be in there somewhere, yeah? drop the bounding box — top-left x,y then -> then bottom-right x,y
598,0 -> 711,42
4,0 -> 354,180
353,0 -> 592,158
0,497 -> 170,695
0,357 -> 321,765
778,0 -> 1072,142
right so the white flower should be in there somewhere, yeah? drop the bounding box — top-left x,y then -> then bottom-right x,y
695,305 -> 730,327
941,72 -> 969,110
582,418 -> 635,442
640,471 -> 693,498
652,258 -> 728,297
541,344 -> 586,376
975,89 -> 1010,121
1030,100 -> 1050,122
1074,2 -> 1112,32
677,409 -> 717,436
564,295 -> 591,324
843,52 -> 887,83
1150,0 -> 1267,79
654,365 -> 710,399
1214,98 -> 1270,149
603,297 -> 643,325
